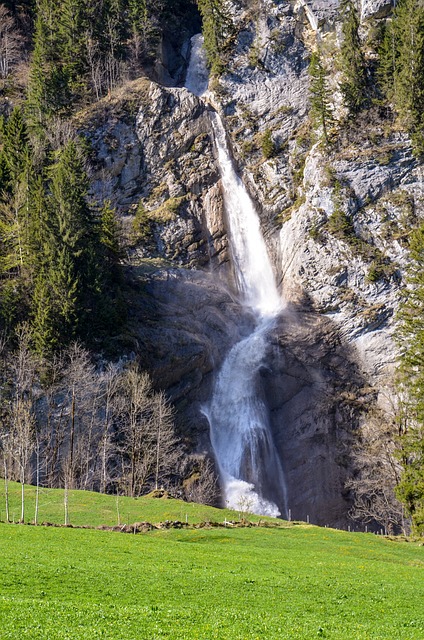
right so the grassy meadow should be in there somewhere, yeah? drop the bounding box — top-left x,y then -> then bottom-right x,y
0,480 -> 271,527
0,482 -> 423,639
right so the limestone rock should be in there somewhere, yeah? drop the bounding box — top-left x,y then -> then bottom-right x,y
265,310 -> 368,527
79,0 -> 415,527
126,265 -> 254,444
360,0 -> 393,21
80,78 -> 227,269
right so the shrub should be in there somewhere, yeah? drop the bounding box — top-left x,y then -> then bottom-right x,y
261,129 -> 276,159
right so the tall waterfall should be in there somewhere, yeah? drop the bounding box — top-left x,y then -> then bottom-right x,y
185,35 -> 287,518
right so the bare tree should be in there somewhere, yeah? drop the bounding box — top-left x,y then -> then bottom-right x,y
61,342 -> 99,491
0,430 -> 11,522
183,457 -> 219,506
115,366 -> 182,497
114,367 -> 154,497
84,30 -> 103,101
151,390 -> 181,490
98,362 -> 120,493
37,352 -> 68,488
0,5 -> 23,80
6,326 -> 37,522
346,400 -> 408,535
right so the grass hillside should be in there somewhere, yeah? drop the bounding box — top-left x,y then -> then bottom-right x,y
1,523 -> 423,639
0,480 -> 271,526
0,483 -> 423,639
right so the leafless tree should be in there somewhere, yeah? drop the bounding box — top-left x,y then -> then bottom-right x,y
84,31 -> 103,101
0,5 -> 23,80
37,352 -> 68,488
0,429 -> 11,521
61,342 -> 99,490
346,399 -> 408,535
114,366 -> 182,497
6,326 -> 37,522
183,457 -> 219,506
151,390 -> 181,490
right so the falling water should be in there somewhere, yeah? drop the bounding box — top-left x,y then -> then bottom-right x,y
185,36 -> 287,517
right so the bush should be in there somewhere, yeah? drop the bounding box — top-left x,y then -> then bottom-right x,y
261,129 -> 276,159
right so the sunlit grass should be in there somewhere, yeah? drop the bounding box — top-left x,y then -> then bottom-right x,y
0,479 -> 276,527
0,481 -> 423,639
0,523 -> 423,639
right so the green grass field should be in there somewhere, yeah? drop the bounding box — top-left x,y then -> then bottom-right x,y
0,482 -> 423,639
0,480 -> 271,526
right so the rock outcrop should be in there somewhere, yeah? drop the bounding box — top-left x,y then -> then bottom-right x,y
78,0 -> 415,526
80,78 -> 228,270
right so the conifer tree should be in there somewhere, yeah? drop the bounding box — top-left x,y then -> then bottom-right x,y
394,0 -> 424,128
197,0 -> 232,74
396,222 -> 424,535
3,108 -> 30,187
47,140 -> 96,337
309,51 -> 333,144
26,0 -> 79,129
378,18 -> 397,100
56,0 -> 88,101
26,0 -> 57,132
378,0 -> 424,152
339,0 -> 367,114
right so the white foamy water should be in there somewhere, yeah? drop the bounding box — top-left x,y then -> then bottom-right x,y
185,36 -> 287,518
184,34 -> 209,97
211,113 -> 282,317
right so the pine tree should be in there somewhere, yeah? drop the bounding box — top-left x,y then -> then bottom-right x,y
339,0 -> 368,114
197,0 -> 232,74
395,222 -> 424,535
378,19 -> 397,101
31,269 -> 58,354
26,0 -> 80,130
378,0 -> 424,152
55,0 -> 88,102
47,140 -> 95,337
394,0 -> 424,128
0,112 -> 34,330
309,51 -> 334,144
3,108 -> 30,187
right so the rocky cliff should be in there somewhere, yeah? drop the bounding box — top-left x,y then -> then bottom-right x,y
79,0 -> 413,527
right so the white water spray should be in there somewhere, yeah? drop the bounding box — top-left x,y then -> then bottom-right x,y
185,36 -> 287,517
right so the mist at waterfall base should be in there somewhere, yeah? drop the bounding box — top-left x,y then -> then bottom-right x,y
185,36 -> 288,519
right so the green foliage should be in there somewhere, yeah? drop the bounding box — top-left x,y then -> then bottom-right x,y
396,222 -> 424,535
2,107 -> 30,186
261,129 -> 276,159
378,0 -> 424,153
327,208 -> 354,239
309,51 -> 334,144
326,181 -> 355,239
339,0 -> 368,114
197,0 -> 232,75
132,200 -> 151,241
0,512 -> 423,638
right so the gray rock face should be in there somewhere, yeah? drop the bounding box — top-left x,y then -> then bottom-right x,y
298,0 -> 340,28
265,310 -> 368,527
81,78 -> 228,269
126,265 -> 254,446
296,0 -> 393,24
360,0 -> 393,21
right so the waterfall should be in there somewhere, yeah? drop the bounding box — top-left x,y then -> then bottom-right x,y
185,35 -> 287,518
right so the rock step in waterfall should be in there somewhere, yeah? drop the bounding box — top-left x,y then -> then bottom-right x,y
185,35 -> 288,518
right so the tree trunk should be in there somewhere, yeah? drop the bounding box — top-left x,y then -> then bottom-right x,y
3,454 -> 9,522
20,468 -> 25,523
